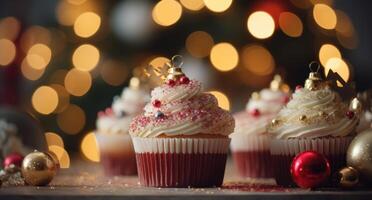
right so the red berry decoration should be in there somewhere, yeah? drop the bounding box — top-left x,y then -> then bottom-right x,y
346,111 -> 355,119
284,96 -> 290,103
3,153 -> 24,168
167,79 -> 176,87
179,76 -> 190,84
295,85 -> 303,91
291,151 -> 331,188
152,99 -> 161,108
250,108 -> 260,117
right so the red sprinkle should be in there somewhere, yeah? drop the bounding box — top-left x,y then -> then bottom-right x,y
295,85 -> 303,91
284,96 -> 290,103
167,79 -> 176,87
346,111 -> 354,119
250,108 -> 260,117
105,108 -> 113,115
179,76 -> 190,84
152,99 -> 161,108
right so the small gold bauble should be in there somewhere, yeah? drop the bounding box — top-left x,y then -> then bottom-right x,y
251,92 -> 260,100
338,167 -> 359,188
21,150 -> 59,186
165,55 -> 185,81
299,115 -> 307,121
347,129 -> 372,184
129,77 -> 140,89
271,119 -> 279,126
304,62 -> 327,91
350,97 -> 362,114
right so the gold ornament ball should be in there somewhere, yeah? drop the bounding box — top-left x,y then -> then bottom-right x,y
347,129 -> 372,184
338,167 -> 359,188
21,150 -> 59,186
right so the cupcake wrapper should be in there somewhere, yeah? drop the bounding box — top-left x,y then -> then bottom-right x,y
270,137 -> 353,186
132,137 -> 230,187
230,134 -> 273,178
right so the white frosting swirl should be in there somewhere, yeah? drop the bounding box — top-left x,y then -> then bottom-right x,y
112,87 -> 150,116
269,88 -> 359,139
130,80 -> 235,138
96,115 -> 132,135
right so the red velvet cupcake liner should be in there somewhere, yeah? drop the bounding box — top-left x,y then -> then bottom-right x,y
132,137 -> 230,188
270,137 -> 353,186
100,152 -> 137,176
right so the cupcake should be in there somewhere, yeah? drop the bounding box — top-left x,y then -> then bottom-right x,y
230,75 -> 290,179
129,56 -> 235,187
95,77 -> 150,176
268,64 -> 361,186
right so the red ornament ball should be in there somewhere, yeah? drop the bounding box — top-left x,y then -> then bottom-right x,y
346,111 -> 355,119
152,99 -> 161,108
250,108 -> 260,117
295,85 -> 303,91
179,76 -> 190,84
4,153 -> 24,168
291,151 -> 331,188
167,79 -> 176,87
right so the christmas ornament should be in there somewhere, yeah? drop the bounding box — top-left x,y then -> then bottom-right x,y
166,55 -> 185,81
337,167 -> 359,188
152,100 -> 161,108
179,76 -> 190,84
21,150 -> 59,186
155,111 -> 165,119
304,62 -> 327,91
347,129 -> 372,183
291,151 -> 331,188
3,153 -> 23,168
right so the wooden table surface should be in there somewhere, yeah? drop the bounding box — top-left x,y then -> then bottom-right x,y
1,158 -> 372,200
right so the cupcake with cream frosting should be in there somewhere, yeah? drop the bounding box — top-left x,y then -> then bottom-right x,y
231,75 -> 290,179
268,63 -> 361,186
96,77 -> 150,176
129,56 -> 234,187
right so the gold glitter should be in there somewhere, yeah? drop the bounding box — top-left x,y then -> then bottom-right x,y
251,92 -> 260,100
299,115 -> 307,121
319,111 -> 327,117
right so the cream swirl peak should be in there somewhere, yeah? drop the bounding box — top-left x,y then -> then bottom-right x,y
268,64 -> 360,139
129,56 -> 234,138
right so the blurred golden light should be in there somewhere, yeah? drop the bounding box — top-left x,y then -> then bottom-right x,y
247,11 -> 275,39
279,12 -> 303,37
72,44 -> 100,72
50,84 -> 70,113
56,0 -> 97,26
319,44 -> 341,67
241,45 -> 275,76
21,58 -> 45,80
32,86 -> 59,115
48,145 -> 70,168
20,26 -> 51,53
324,57 -> 350,86
149,56 -> 170,68
80,132 -> 100,162
74,12 -> 101,38
180,0 -> 204,11
152,0 -> 183,27
57,104 -> 86,135
26,43 -> 52,70
64,68 -> 92,96
0,39 -> 16,66
45,132 -> 64,148
313,4 -> 337,30
203,0 -> 232,13
101,60 -> 129,86
0,17 -> 21,41
210,42 -> 238,72
208,91 -> 230,110
336,10 -> 354,37
186,31 -> 214,58
67,0 -> 87,5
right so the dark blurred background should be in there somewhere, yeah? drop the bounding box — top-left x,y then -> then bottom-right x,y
0,0 -> 371,167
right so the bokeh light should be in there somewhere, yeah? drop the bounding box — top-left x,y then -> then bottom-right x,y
247,11 -> 275,39
319,44 -> 341,67
203,0 -> 232,13
45,132 -> 64,148
74,12 -> 101,38
100,60 -> 129,86
180,0 -> 204,11
32,86 -> 59,115
313,4 -> 337,30
208,91 -> 230,110
50,84 -> 70,113
210,42 -> 238,72
20,26 -> 51,53
72,44 -> 100,72
324,57 -> 350,86
48,145 -> 70,168
186,31 -> 214,58
0,17 -> 20,41
21,58 -> 45,80
80,132 -> 100,162
152,0 -> 182,27
56,0 -> 98,26
67,0 -> 87,6
0,39 -> 16,66
279,12 -> 303,37
26,43 -> 52,70
57,104 -> 86,135
64,68 -> 92,96
241,45 -> 275,76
